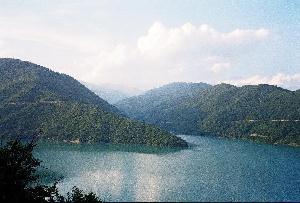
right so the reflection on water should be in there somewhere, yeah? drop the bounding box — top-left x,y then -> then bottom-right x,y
58,170 -> 124,200
34,135 -> 300,202
36,140 -> 184,155
134,174 -> 160,202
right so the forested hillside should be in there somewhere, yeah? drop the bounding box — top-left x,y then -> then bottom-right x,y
0,58 -> 187,148
117,83 -> 300,146
116,82 -> 211,134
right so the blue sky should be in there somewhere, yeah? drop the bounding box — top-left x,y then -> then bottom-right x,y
0,0 -> 299,90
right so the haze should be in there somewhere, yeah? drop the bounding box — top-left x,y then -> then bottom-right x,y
0,0 -> 299,90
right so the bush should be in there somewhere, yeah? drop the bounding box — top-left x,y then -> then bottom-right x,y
0,140 -> 102,202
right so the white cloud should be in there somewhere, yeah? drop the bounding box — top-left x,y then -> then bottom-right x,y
83,22 -> 270,89
0,20 -> 271,90
137,22 -> 269,58
0,40 -> 9,57
210,62 -> 231,74
223,73 -> 300,90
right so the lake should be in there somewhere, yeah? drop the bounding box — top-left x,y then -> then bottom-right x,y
34,135 -> 300,202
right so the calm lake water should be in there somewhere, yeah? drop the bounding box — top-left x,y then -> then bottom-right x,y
34,135 -> 300,202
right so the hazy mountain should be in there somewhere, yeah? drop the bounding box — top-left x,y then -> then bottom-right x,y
116,82 -> 300,146
0,58 -> 187,147
97,83 -> 144,97
82,83 -> 132,104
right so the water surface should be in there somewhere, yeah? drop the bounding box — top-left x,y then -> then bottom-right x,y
34,135 -> 300,202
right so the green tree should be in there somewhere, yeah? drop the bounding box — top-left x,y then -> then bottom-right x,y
0,140 -> 101,202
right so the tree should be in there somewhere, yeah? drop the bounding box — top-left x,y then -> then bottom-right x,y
0,140 -> 102,202
66,186 -> 101,203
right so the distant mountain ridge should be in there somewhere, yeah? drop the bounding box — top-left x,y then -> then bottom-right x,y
116,82 -> 300,146
0,58 -> 187,147
82,82 -> 132,104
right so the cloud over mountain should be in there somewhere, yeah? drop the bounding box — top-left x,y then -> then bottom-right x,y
1,16 -> 298,90
82,22 -> 270,89
224,73 -> 300,90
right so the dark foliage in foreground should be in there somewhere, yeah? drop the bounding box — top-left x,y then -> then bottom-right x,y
0,140 -> 101,202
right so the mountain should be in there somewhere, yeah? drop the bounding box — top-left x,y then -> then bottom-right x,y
95,83 -> 144,97
116,82 -> 300,146
116,82 -> 211,134
82,83 -> 131,104
0,58 -> 187,148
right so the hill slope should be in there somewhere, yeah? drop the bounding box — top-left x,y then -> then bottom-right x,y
116,82 -> 211,134
116,83 -> 300,146
0,58 -> 187,147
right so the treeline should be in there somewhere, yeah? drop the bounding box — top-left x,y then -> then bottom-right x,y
0,102 -> 187,147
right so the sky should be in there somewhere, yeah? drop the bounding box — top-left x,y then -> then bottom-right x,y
0,0 -> 299,90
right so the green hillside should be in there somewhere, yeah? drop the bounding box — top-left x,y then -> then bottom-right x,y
116,82 -> 211,134
0,58 -> 187,148
116,83 -> 300,146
